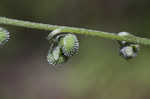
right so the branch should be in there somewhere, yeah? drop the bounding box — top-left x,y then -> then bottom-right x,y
0,17 -> 150,45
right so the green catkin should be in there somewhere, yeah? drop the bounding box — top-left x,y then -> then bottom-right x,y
0,27 -> 9,45
59,34 -> 79,56
47,46 -> 67,65
47,30 -> 79,65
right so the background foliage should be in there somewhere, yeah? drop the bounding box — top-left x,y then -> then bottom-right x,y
0,0 -> 150,99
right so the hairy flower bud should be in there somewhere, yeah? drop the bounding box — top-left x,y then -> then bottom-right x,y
0,27 -> 9,45
118,32 -> 140,59
59,34 -> 79,56
47,46 -> 67,65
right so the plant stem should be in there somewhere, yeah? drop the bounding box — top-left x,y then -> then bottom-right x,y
0,17 -> 150,45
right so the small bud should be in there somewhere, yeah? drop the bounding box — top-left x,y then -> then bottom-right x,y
120,46 -> 137,59
119,44 -> 140,59
0,27 -> 10,45
59,34 -> 79,56
117,32 -> 140,59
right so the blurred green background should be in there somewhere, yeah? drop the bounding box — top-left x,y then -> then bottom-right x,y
0,0 -> 150,99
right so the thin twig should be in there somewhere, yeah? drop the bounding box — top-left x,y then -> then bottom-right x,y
0,17 -> 150,45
